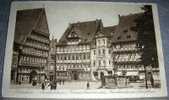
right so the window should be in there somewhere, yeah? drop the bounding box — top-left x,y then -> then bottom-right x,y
93,72 -> 98,76
64,56 -> 67,60
117,36 -> 121,40
98,49 -> 101,55
87,54 -> 90,59
123,29 -> 128,33
127,35 -> 131,39
108,71 -> 112,75
72,55 -> 75,60
83,54 -> 86,60
94,50 -> 96,55
103,39 -> 105,44
103,60 -> 106,66
93,61 -> 95,66
109,50 -> 111,54
99,60 -> 101,66
98,40 -> 101,44
68,55 -> 70,60
103,49 -> 105,55
76,55 -> 78,60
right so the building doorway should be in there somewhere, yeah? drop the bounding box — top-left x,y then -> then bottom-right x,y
11,69 -> 16,83
72,71 -> 79,80
29,70 -> 38,83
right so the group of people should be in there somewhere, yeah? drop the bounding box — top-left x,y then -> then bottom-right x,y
41,80 -> 91,90
41,80 -> 56,90
41,79 -> 66,90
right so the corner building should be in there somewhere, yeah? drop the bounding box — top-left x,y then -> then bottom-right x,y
11,8 -> 50,84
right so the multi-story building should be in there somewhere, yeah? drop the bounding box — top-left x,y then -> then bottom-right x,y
54,12 -> 160,83
11,8 -> 50,84
55,20 -> 115,81
111,14 -> 143,82
55,20 -> 102,81
111,14 -> 159,82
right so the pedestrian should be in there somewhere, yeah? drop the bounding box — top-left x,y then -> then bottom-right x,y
63,80 -> 65,85
87,81 -> 90,89
59,80 -> 61,85
54,81 -> 57,89
41,82 -> 45,90
50,81 -> 53,90
150,74 -> 154,88
46,81 -> 50,90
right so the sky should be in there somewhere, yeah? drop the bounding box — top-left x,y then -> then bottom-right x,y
14,1 -> 144,40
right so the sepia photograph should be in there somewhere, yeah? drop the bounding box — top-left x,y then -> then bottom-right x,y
2,1 -> 167,99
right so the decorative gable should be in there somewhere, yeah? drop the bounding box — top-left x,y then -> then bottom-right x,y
67,31 -> 79,39
95,31 -> 105,38
34,9 -> 49,35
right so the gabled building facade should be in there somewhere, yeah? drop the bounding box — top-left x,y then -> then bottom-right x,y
11,8 -> 50,84
55,20 -> 101,81
55,12 -> 160,83
55,20 -> 116,81
111,14 -> 143,82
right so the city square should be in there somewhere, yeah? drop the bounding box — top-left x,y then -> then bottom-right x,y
9,3 -> 160,90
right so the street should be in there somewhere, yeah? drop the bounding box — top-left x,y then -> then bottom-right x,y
10,81 -> 102,90
10,80 -> 159,91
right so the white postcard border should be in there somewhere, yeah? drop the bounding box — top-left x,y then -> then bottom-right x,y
2,1 -> 168,99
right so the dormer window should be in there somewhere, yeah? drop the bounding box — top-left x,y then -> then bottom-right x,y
103,39 -> 105,44
127,35 -> 131,39
123,29 -> 128,33
117,36 -> 121,40
68,31 -> 78,38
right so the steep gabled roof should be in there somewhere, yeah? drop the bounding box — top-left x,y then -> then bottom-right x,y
14,8 -> 49,44
102,26 -> 116,37
58,19 -> 103,45
112,13 -> 143,43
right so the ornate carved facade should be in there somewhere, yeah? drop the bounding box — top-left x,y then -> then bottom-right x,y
11,8 -> 50,84
54,13 -> 160,82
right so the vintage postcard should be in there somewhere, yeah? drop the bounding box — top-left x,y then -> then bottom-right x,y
2,1 -> 167,99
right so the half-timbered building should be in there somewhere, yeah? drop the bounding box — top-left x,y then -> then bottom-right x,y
11,8 -> 50,84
